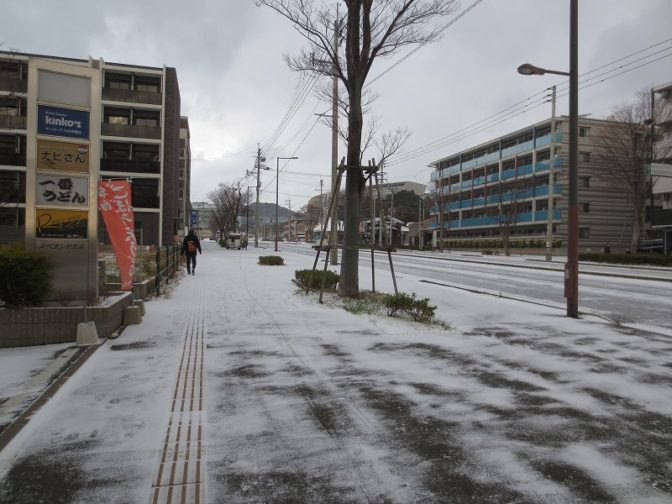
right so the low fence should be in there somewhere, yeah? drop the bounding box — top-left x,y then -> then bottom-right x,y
100,243 -> 181,296
0,292 -> 133,348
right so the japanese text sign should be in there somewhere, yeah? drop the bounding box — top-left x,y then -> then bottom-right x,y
99,180 -> 137,291
37,174 -> 88,206
36,139 -> 89,173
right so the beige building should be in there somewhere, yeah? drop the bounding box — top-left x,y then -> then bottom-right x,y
0,50 -> 190,247
427,116 -> 637,253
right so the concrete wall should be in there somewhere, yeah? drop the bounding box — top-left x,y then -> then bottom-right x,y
0,291 -> 132,348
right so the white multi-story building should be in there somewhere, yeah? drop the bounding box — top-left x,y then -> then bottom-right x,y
426,116 -> 637,253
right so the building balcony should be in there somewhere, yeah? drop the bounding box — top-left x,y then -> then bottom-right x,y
0,115 -> 27,130
444,209 -> 562,229
101,123 -> 161,140
132,195 -> 160,209
101,158 -> 161,174
0,151 -> 26,166
431,133 -> 563,181
0,77 -> 27,94
435,184 -> 561,213
102,87 -> 162,105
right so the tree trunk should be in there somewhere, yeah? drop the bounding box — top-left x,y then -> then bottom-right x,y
338,81 -> 364,297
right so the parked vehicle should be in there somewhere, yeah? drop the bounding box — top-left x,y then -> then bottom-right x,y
226,232 -> 247,249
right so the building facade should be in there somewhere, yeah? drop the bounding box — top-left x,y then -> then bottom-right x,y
651,81 -> 672,253
427,116 -> 635,253
0,50 -> 190,247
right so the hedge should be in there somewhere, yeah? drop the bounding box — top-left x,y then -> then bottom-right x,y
579,252 -> 672,267
0,242 -> 53,306
294,269 -> 339,290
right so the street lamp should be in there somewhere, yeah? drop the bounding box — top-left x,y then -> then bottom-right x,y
517,0 -> 579,318
275,156 -> 298,252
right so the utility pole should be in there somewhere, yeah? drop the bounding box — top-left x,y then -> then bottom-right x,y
246,186 -> 251,237
546,85 -> 557,261
329,14 -> 340,265
286,198 -> 292,241
439,173 -> 444,252
319,179 -> 324,230
254,144 -> 267,248
418,199 -> 423,250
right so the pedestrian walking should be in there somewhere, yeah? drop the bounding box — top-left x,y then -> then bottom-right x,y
181,229 -> 202,275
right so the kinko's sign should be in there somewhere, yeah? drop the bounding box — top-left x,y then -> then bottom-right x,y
37,105 -> 90,139
99,180 -> 137,291
36,139 -> 89,172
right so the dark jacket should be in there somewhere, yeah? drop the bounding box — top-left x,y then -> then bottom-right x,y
181,233 -> 202,255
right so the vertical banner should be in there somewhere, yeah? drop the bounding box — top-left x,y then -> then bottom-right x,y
98,180 -> 137,290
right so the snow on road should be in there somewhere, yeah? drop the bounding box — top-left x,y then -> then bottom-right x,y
1,241 -> 671,503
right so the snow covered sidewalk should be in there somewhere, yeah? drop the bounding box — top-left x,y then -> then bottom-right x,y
1,240 -> 671,503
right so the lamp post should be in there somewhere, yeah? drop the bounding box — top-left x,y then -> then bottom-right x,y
275,156 -> 298,252
517,0 -> 579,318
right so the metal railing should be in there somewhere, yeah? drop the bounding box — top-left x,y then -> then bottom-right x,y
102,87 -> 162,105
101,123 -> 161,139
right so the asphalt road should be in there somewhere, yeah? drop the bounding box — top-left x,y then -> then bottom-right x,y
280,244 -> 672,332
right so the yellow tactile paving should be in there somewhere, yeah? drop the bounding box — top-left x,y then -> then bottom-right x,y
150,294 -> 206,504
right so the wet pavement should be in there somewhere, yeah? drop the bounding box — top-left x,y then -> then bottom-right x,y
1,243 -> 671,503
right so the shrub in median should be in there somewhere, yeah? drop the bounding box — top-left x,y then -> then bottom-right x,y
258,255 -> 284,266
293,269 -> 339,290
0,242 -> 53,306
383,292 -> 436,322
580,252 -> 672,267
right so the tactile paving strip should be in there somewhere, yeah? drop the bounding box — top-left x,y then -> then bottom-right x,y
150,295 -> 205,504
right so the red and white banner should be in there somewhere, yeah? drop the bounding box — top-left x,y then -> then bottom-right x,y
98,180 -> 137,291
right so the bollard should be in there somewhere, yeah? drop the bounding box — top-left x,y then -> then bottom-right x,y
133,299 -> 146,316
77,321 -> 99,346
123,305 -> 142,325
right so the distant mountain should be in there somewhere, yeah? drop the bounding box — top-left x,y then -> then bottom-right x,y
243,202 -> 304,220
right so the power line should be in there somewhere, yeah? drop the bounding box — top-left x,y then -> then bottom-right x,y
262,115 -> 322,193
387,39 -> 672,167
368,0 -> 485,86
261,73 -> 319,154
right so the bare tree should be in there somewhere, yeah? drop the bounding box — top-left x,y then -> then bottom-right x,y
597,90 -> 672,253
258,0 -> 458,296
497,181 -> 525,256
300,201 -> 322,241
207,182 -> 248,241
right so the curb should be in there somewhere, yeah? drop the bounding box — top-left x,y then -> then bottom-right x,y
0,342 -> 102,454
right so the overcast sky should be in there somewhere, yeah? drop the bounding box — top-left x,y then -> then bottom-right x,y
2,1 -> 671,209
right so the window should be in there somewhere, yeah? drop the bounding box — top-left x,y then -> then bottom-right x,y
0,134 -> 18,153
179,168 -> 185,179
134,76 -> 160,93
133,143 -> 159,162
579,151 -> 591,163
580,176 -> 591,188
103,142 -> 130,159
579,227 -> 590,239
105,72 -> 131,90
178,188 -> 184,199
582,202 -> 590,213
104,108 -> 130,125
135,117 -> 158,127
130,178 -> 160,208
579,127 -> 591,137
